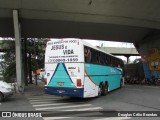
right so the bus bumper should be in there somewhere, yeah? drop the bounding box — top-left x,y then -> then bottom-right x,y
44,86 -> 84,98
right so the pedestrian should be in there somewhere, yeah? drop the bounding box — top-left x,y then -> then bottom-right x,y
84,47 -> 91,62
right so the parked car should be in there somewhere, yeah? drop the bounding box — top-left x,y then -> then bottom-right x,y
0,81 -> 14,102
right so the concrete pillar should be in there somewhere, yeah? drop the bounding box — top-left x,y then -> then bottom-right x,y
127,56 -> 129,64
13,10 -> 24,93
125,55 -> 130,64
24,38 -> 28,86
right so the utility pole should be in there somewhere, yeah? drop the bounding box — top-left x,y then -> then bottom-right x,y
34,39 -> 38,86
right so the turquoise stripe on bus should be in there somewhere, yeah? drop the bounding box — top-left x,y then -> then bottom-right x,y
48,63 -> 76,88
85,64 -> 122,91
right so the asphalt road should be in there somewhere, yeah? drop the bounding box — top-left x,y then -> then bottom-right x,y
0,84 -> 160,120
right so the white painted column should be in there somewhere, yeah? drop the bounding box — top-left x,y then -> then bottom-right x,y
13,10 -> 24,93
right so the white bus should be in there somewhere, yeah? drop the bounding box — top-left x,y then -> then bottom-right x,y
44,38 -> 124,98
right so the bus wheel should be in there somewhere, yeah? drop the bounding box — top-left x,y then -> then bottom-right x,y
102,83 -> 108,96
98,84 -> 103,96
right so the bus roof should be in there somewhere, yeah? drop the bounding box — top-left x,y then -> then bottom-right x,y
47,38 -> 123,61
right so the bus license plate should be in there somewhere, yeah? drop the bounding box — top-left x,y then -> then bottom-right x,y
58,82 -> 64,86
57,90 -> 65,93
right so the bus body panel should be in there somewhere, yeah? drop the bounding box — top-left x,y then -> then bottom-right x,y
44,38 -> 124,98
46,63 -> 84,87
83,72 -> 99,98
45,87 -> 84,97
45,63 -> 84,97
83,64 -> 122,97
44,39 -> 85,97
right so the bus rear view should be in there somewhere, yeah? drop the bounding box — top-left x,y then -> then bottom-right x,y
44,38 -> 84,97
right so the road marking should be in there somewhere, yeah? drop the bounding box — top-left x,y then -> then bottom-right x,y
124,86 -> 160,91
30,101 -> 55,104
28,98 -> 60,102
43,112 -> 103,120
71,112 -> 103,116
28,96 -> 62,99
33,102 -> 83,107
94,117 -> 132,120
36,104 -> 92,110
28,95 -> 104,119
43,117 -> 71,120
28,95 -> 62,97
64,107 -> 103,111
123,88 -> 142,91
28,97 -> 61,100
43,117 -> 132,120
125,85 -> 160,89
143,86 -> 159,89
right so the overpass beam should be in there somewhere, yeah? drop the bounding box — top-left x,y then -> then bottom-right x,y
13,10 -> 24,93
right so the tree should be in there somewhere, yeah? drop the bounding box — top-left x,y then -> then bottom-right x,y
27,38 -> 48,84
0,40 -> 15,82
0,38 -> 49,83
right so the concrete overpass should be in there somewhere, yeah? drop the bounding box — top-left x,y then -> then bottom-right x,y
1,0 -> 160,53
98,46 -> 139,63
1,0 -> 160,90
0,0 -> 159,42
99,47 -> 139,56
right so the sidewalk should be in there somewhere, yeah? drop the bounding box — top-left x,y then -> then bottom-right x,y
23,82 -> 45,97
13,81 -> 45,97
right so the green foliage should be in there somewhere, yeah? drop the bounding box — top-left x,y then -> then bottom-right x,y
0,38 -> 48,83
27,38 -> 47,69
3,61 -> 16,83
0,40 -> 15,82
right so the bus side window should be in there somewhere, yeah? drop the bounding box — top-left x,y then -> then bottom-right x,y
113,58 -> 116,67
106,55 -> 111,66
110,57 -> 114,66
115,59 -> 118,67
91,49 -> 99,64
100,52 -> 105,65
105,55 -> 108,65
97,51 -> 100,64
